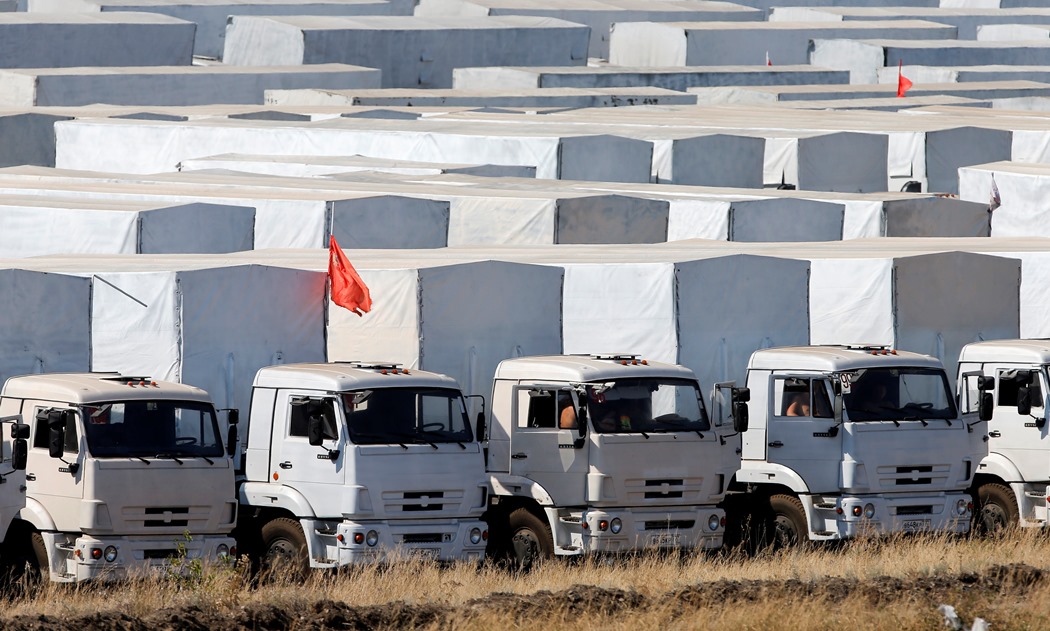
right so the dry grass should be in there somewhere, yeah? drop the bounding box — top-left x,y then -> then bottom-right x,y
3,530 -> 1050,629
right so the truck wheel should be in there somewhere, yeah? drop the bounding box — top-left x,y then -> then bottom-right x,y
769,494 -> 808,549
507,507 -> 553,571
30,532 -> 48,579
976,483 -> 1018,534
260,518 -> 309,579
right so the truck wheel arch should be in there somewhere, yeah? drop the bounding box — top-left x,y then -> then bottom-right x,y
16,498 -> 57,533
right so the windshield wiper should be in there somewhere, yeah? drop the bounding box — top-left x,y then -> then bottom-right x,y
155,453 -> 184,465
352,431 -> 409,449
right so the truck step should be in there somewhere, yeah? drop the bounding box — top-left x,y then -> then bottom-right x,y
813,531 -> 833,536
814,503 -> 836,509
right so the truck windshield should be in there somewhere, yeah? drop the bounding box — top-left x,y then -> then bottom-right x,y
343,387 -> 473,445
843,367 -> 957,422
586,378 -> 709,434
81,400 -> 224,458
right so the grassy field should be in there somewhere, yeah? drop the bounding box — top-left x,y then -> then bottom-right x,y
2,531 -> 1048,629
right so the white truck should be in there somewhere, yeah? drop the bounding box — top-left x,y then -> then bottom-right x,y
957,339 -> 1050,531
0,373 -> 238,582
236,362 -> 489,571
726,345 -> 977,546
482,354 -> 744,567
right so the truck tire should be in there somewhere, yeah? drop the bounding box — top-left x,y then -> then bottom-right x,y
260,517 -> 309,579
30,532 -> 48,579
976,483 -> 1018,534
769,494 -> 808,549
507,507 -> 553,571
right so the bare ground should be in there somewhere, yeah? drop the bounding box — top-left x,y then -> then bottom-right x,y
1,563 -> 1042,630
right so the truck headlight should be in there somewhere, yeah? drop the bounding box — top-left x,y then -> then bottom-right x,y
469,528 -> 483,545
708,514 -> 720,531
610,518 -> 622,534
366,530 -> 379,547
863,504 -> 876,519
956,499 -> 969,516
217,543 -> 230,559
104,546 -> 118,563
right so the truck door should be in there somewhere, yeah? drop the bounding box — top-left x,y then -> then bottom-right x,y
269,391 -> 345,510
991,366 -> 1050,481
509,384 -> 588,506
765,376 -> 842,493
26,402 -> 83,530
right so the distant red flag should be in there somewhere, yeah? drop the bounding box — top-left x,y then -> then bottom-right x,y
765,51 -> 772,66
896,60 -> 913,98
328,236 -> 372,316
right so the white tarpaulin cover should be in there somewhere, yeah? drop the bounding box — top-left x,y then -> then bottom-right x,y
178,153 -> 537,179
222,15 -> 589,88
0,269 -> 90,386
0,64 -> 381,107
452,64 -> 850,90
53,116 -> 654,182
959,161 -> 1050,237
0,196 -> 254,256
609,20 -> 956,67
5,258 -> 326,412
328,259 -> 563,401
769,6 -> 1050,39
27,0 -> 406,59
0,12 -> 194,67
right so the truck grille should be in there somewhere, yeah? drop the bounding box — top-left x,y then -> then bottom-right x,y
143,507 -> 189,527
876,464 -> 949,487
644,479 -> 684,499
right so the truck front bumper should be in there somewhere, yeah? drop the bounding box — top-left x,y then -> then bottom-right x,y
571,506 -> 725,554
48,532 -> 236,583
807,492 -> 972,540
305,517 -> 488,567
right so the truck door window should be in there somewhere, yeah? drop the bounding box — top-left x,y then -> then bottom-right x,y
523,390 -> 556,429
289,399 -> 338,440
997,370 -> 1043,409
32,408 -> 78,453
774,378 -> 832,419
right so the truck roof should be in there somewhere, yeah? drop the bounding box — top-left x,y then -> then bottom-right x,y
493,354 -> 698,383
253,362 -> 462,392
747,346 -> 944,372
959,339 -> 1050,364
0,373 -> 211,405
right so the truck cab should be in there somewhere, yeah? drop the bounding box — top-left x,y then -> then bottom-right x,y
484,354 -> 739,567
957,339 -> 1050,530
0,373 -> 237,582
732,345 -> 976,546
237,362 -> 489,570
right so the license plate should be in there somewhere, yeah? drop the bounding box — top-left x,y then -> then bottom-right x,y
900,519 -> 931,532
648,533 -> 680,547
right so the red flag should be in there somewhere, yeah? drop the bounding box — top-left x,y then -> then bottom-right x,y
896,60 -> 913,98
765,51 -> 772,66
328,236 -> 372,316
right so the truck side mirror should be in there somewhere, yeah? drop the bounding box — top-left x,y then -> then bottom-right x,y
307,413 -> 325,447
475,411 -> 486,442
732,402 -> 749,433
11,438 -> 26,471
226,425 -> 238,457
47,410 -> 68,459
11,422 -> 29,440
228,409 -> 239,425
977,376 -> 995,391
979,392 -> 993,422
1018,386 -> 1032,417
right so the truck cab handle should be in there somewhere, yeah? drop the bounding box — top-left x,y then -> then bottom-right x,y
987,430 -> 1001,438
768,441 -> 784,448
279,461 -> 293,469
25,473 -> 35,481
511,453 -> 528,459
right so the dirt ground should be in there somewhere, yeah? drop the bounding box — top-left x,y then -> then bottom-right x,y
1,563 -> 1041,630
